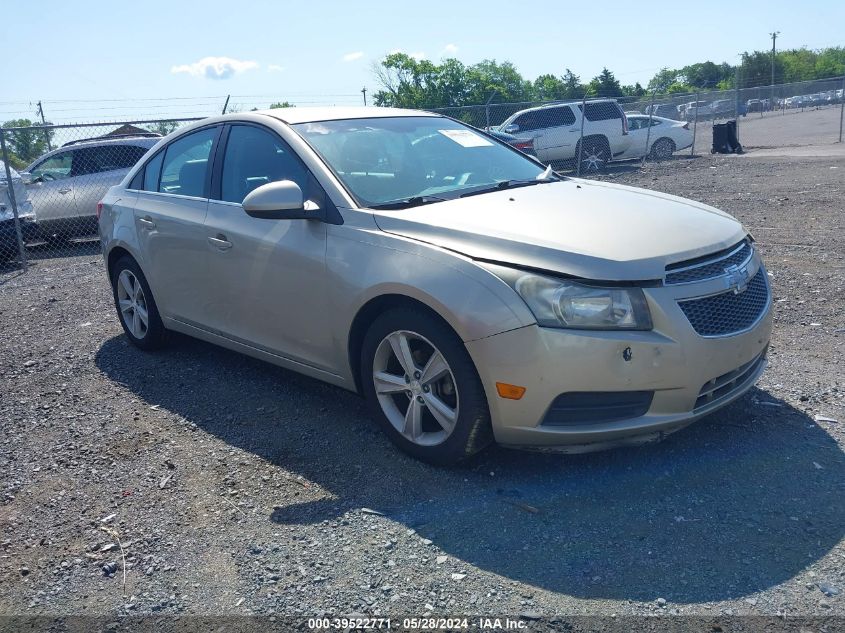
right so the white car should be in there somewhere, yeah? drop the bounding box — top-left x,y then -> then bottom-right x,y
615,115 -> 694,160
497,99 -> 630,171
0,160 -> 37,261
683,101 -> 713,121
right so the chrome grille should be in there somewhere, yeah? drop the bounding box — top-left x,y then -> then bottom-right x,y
678,269 -> 769,337
665,240 -> 753,285
695,348 -> 767,410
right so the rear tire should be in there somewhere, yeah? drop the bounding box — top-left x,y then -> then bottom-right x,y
576,137 -> 610,172
110,255 -> 167,350
361,308 -> 493,465
650,137 -> 676,160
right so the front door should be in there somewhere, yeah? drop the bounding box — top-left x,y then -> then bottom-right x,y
27,149 -> 79,234
203,123 -> 332,370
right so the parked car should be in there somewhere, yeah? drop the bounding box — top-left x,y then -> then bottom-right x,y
643,103 -> 680,120
710,99 -> 735,118
496,99 -> 630,171
23,135 -> 159,242
486,128 -> 536,156
615,115 -> 693,160
0,160 -> 38,261
99,107 -> 772,464
746,99 -> 763,113
683,101 -> 713,121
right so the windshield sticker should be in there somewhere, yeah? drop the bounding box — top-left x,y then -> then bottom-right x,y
438,129 -> 494,147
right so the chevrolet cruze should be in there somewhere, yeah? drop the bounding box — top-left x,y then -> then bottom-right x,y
98,107 -> 772,464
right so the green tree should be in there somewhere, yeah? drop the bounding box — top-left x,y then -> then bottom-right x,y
268,101 -> 295,109
587,68 -> 623,97
1,119 -> 54,169
622,82 -> 646,97
144,120 -> 180,136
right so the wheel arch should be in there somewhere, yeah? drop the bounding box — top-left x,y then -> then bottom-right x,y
347,293 -> 463,395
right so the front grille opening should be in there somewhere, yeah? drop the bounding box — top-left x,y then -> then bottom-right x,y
695,349 -> 767,410
665,240 -> 752,285
678,269 -> 769,337
542,391 -> 654,427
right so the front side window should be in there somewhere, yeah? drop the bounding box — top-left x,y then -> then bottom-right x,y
294,116 -> 547,207
31,152 -> 73,180
157,127 -> 217,197
220,125 -> 309,204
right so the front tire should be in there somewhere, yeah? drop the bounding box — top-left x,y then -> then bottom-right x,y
361,308 -> 493,465
110,255 -> 167,350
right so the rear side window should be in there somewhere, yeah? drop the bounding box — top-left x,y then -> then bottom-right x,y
158,127 -> 217,197
580,102 -> 623,121
74,145 -> 150,175
142,152 -> 164,191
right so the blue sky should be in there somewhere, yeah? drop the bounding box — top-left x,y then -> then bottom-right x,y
2,0 -> 843,122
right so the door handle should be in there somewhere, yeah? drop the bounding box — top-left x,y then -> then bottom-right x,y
58,187 -> 72,194
138,216 -> 156,229
208,235 -> 232,251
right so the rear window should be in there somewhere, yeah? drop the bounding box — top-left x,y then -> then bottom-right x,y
579,102 -> 623,121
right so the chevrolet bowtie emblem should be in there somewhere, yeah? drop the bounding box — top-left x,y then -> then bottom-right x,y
725,264 -> 750,294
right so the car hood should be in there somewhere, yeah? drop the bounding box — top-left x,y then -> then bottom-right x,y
371,179 -> 746,281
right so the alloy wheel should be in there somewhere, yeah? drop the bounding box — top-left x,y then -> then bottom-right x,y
580,144 -> 607,171
116,269 -> 149,339
372,330 -> 459,446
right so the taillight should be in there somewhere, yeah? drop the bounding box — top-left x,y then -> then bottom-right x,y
96,202 -> 104,220
512,140 -> 534,151
622,113 -> 629,135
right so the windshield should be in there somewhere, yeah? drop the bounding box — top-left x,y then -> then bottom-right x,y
292,116 -> 549,208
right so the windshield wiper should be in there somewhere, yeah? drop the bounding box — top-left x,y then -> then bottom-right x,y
370,195 -> 449,210
459,165 -> 560,199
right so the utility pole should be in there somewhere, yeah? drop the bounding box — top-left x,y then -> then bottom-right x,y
36,101 -> 52,151
361,87 -> 367,106
770,31 -> 780,112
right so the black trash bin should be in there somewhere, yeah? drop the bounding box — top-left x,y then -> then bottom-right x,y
726,119 -> 743,153
712,120 -> 743,154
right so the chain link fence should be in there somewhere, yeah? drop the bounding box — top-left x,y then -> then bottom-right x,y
2,77 -> 844,273
428,75 -> 845,172
1,118 -> 200,269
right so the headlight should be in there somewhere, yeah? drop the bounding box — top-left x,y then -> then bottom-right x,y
486,265 -> 652,330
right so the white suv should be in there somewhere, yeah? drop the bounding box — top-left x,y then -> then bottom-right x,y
497,100 -> 630,170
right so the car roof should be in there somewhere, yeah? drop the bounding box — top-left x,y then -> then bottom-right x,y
255,106 -> 440,124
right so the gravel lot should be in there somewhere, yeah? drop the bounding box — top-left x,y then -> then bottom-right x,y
1,153 -> 843,626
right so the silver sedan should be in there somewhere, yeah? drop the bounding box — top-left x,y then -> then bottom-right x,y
99,107 -> 772,464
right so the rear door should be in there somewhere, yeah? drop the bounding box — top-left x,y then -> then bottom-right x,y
581,101 -> 630,155
72,144 -> 150,229
202,123 -> 332,369
131,125 -> 221,325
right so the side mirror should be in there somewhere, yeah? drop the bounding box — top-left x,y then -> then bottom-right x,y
242,180 -> 319,220
20,172 -> 38,185
503,124 -> 520,134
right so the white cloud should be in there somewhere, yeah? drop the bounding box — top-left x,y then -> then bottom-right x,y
267,64 -> 285,73
410,51 -> 426,60
441,43 -> 459,56
171,56 -> 259,80
342,51 -> 365,62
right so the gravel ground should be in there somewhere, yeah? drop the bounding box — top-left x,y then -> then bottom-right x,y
0,154 -> 843,626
